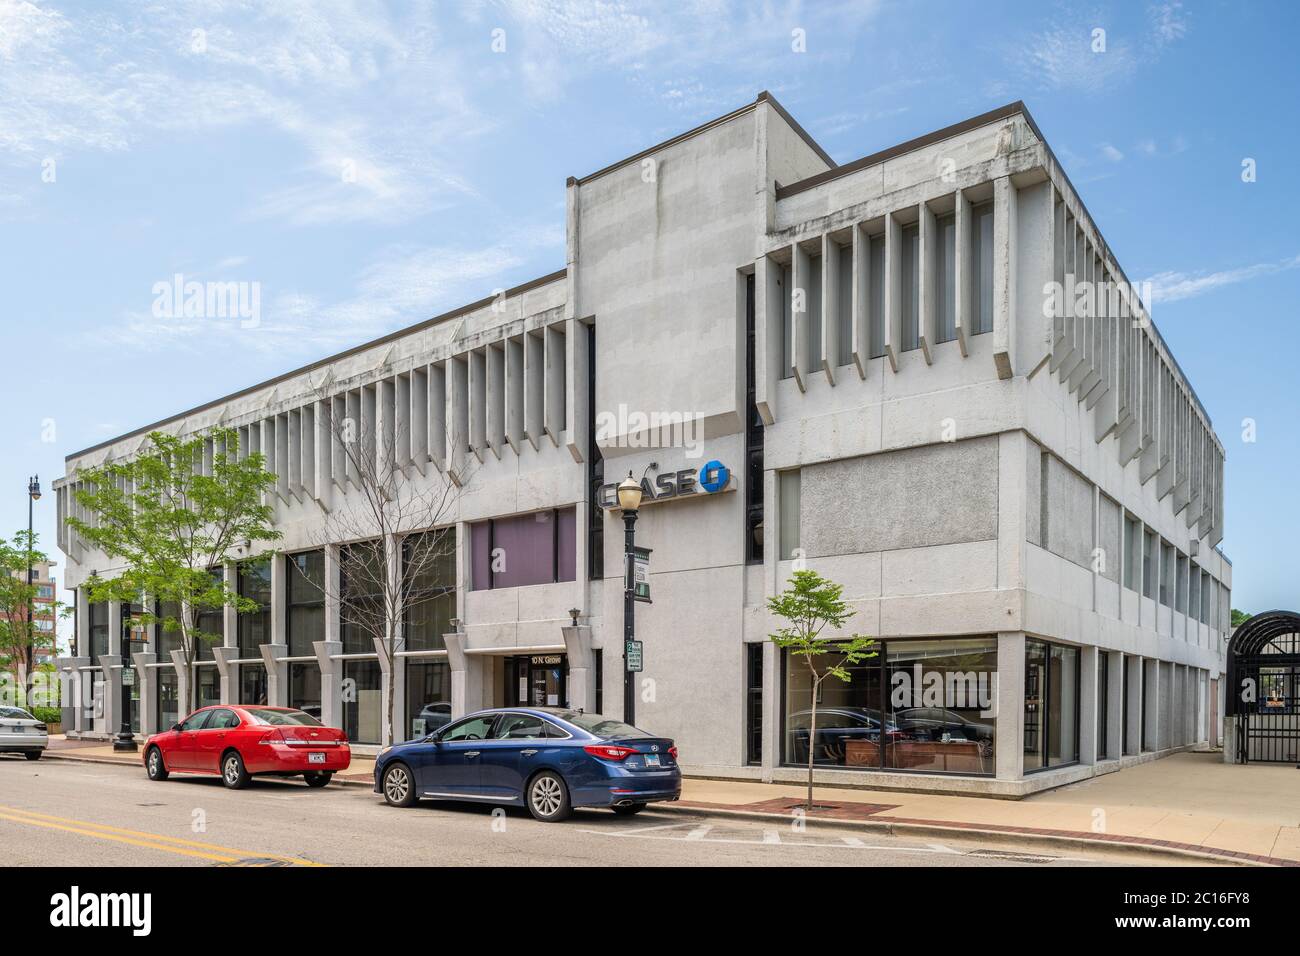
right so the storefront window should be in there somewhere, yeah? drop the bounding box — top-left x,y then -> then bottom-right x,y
343,659 -> 382,744
88,601 -> 109,667
403,530 -> 455,652
782,637 -> 997,776
1024,638 -> 1080,771
157,669 -> 179,730
406,659 -> 451,739
237,558 -> 272,657
286,550 -> 325,657
340,543 -> 383,655
194,567 -> 224,662
470,508 -> 576,590
197,666 -> 220,709
289,662 -> 322,721
240,662 -> 268,705
154,600 -> 184,660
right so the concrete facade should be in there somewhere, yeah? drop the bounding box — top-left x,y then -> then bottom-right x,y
53,94 -> 1229,795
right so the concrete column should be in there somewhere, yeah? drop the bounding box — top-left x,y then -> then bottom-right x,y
996,431 -> 1028,596
760,639 -> 779,781
212,646 -> 237,704
373,635 -> 398,746
260,643 -> 289,707
485,343 -> 504,459
917,200 -> 935,364
1079,645 -> 1099,764
100,654 -> 123,738
324,545 -> 341,645
561,624 -> 594,712
791,242 -> 811,391
133,650 -> 157,737
170,649 -> 190,722
756,253 -> 783,422
1143,658 -> 1160,752
995,631 -> 1025,780
1125,655 -> 1143,755
524,332 -> 545,449
543,324 -> 563,449
564,320 -> 587,464
108,600 -> 122,656
850,224 -> 871,376
991,175 -> 1015,379
1105,650 -> 1124,759
443,630 -> 476,720
468,348 -> 487,463
57,656 -> 89,733
505,336 -> 525,454
821,232 -> 840,383
312,640 -> 343,731
75,588 -> 89,659
883,210 -> 901,372
953,189 -> 971,357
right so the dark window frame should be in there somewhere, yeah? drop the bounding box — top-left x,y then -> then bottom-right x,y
285,549 -> 325,658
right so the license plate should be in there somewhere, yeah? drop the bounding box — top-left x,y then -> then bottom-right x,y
643,753 -> 661,768
308,753 -> 326,764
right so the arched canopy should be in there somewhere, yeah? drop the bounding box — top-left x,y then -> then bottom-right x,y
1225,610 -> 1300,717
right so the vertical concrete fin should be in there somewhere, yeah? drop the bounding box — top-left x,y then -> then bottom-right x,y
992,175 -> 1015,380
918,200 -> 935,365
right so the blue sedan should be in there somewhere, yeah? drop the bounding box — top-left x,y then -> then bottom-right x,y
373,708 -> 681,822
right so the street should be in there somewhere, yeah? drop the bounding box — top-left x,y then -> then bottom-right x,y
1,756 -> 1188,867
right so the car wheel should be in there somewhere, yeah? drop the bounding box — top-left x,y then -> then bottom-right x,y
303,771 -> 332,788
611,803 -> 646,816
220,751 -> 250,790
526,770 -> 571,822
145,746 -> 168,780
382,763 -> 418,808
24,751 -> 42,761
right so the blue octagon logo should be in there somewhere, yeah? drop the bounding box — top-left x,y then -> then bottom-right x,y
699,460 -> 730,493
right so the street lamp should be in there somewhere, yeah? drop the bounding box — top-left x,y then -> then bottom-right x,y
616,471 -> 643,725
26,476 -> 40,681
114,613 -> 140,752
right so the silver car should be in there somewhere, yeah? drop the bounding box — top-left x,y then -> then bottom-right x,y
0,706 -> 48,760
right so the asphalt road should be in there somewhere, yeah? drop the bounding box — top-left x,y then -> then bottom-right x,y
1,755 -> 1166,867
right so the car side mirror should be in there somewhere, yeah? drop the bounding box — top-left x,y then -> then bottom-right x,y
171,724 -> 183,732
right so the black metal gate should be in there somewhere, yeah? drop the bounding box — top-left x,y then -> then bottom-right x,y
1226,612 -> 1300,764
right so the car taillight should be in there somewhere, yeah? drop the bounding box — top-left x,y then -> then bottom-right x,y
668,745 -> 678,759
257,730 -> 286,746
583,744 -> 637,761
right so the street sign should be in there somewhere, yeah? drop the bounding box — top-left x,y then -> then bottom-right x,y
121,668 -> 135,687
625,640 -> 643,673
628,546 -> 652,603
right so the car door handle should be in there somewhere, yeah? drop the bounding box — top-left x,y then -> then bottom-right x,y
520,749 -> 538,756
464,751 -> 480,758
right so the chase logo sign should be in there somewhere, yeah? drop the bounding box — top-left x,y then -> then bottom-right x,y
597,460 -> 732,509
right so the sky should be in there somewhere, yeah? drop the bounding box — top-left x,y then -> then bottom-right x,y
1,0 -> 1297,641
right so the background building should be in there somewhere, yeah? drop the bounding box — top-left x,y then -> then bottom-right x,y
54,94 -> 1230,795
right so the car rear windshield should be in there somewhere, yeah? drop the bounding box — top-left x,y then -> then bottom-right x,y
0,706 -> 34,720
557,712 -> 652,739
243,708 -> 322,727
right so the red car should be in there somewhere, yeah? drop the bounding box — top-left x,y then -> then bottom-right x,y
142,705 -> 351,789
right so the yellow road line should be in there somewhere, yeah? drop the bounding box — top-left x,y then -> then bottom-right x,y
0,804 -> 323,866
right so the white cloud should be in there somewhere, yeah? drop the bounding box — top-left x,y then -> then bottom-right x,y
1100,142 -> 1124,161
1149,1 -> 1188,49
1144,254 -> 1300,304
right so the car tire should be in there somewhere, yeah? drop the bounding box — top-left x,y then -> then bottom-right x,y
611,803 -> 646,817
526,770 -> 572,823
145,746 -> 168,780
220,750 -> 250,790
382,763 -> 418,808
24,750 -> 42,761
303,771 -> 332,788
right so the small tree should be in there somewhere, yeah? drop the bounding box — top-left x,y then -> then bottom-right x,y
768,569 -> 876,811
67,427 -> 280,711
0,530 -> 68,701
1230,608 -> 1251,629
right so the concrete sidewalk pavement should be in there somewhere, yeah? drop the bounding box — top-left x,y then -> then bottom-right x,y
39,740 -> 1299,866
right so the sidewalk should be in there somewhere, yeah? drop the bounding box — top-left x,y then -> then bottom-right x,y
40,740 -> 1299,866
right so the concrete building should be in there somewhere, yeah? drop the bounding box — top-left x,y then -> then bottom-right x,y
54,94 -> 1230,794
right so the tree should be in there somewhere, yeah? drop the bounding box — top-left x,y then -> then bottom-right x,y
67,427 -> 280,711
1230,608 -> 1251,629
767,569 -> 876,812
301,383 -> 465,747
0,530 -> 67,702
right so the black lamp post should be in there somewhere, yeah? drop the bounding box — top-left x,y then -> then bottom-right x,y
616,471 -> 643,726
25,476 -> 40,677
113,614 -> 139,752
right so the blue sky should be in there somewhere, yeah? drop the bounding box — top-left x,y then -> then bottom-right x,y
2,0 -> 1297,631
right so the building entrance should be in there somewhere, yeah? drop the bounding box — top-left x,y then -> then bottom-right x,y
503,654 -> 568,709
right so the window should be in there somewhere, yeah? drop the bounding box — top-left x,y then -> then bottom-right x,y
868,235 -> 886,358
806,250 -> 822,376
157,669 -> 179,731
586,322 -> 604,580
1188,566 -> 1201,625
1175,552 -> 1189,613
442,713 -> 497,741
745,273 -> 765,564
1142,529 -> 1158,599
197,666 -> 220,707
178,710 -> 210,732
935,213 -> 957,343
343,658 -> 382,744
237,558 -> 272,657
406,659 -> 450,738
778,470 -> 800,561
900,223 -> 920,351
340,542 -> 383,655
970,202 -> 994,334
244,708 -> 321,726
782,637 -> 997,776
155,600 -> 183,660
492,713 -> 546,740
836,243 -> 853,366
1123,515 -> 1140,591
593,648 -> 603,714
1200,571 -> 1212,624
780,262 -> 794,379
403,530 -> 455,651
1024,638 -> 1080,771
88,601 -> 109,667
746,643 -> 763,765
289,662 -> 321,719
239,662 -> 267,705
1122,659 -> 1131,754
469,508 -> 576,590
194,567 -> 224,661
207,709 -> 240,730
37,584 -> 54,599
286,550 -> 325,657
1097,653 -> 1109,759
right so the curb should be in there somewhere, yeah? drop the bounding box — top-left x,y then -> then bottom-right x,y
35,751 -> 1284,866
650,803 -> 1278,867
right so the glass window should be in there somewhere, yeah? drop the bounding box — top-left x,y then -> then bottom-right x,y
289,662 -> 322,721
778,470 -> 800,561
469,508 -> 577,591
900,223 -> 920,351
207,709 -> 240,730
157,669 -> 179,730
970,202 -> 994,334
1025,638 -> 1080,771
403,530 -> 455,651
194,567 -> 224,661
88,601 -> 109,667
1123,516 -> 1140,591
557,712 -> 651,739
1024,640 -> 1046,770
196,666 -> 220,708
441,714 -> 497,741
342,658 -> 382,744
492,713 -> 546,740
406,659 -> 451,739
154,600 -> 184,660
746,643 -> 763,766
935,213 -> 957,343
243,708 -> 322,726
178,710 -> 210,732
239,662 -> 268,706
286,550 -> 325,657
1097,653 -> 1109,759
1176,553 -> 1189,613
1142,529 -> 1158,599
237,558 -> 272,657
340,542 -> 383,655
